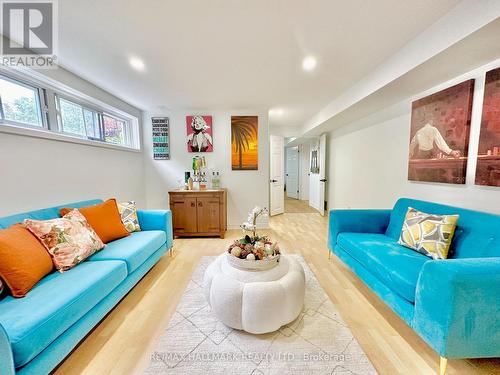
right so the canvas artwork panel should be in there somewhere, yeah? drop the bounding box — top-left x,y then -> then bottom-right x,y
310,149 -> 319,174
407,79 -> 474,184
186,115 -> 213,152
231,116 -> 258,170
475,67 -> 500,187
152,117 -> 169,160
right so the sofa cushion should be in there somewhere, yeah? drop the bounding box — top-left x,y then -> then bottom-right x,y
24,209 -> 105,272
337,233 -> 430,303
118,201 -> 142,233
398,207 -> 459,260
60,199 -> 129,244
0,224 -> 53,297
386,198 -> 500,259
88,230 -> 166,273
0,260 -> 127,368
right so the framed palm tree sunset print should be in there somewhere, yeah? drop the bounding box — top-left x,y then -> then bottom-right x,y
231,116 -> 258,170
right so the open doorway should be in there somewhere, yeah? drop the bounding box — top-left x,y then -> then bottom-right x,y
285,146 -> 299,199
270,134 -> 328,216
284,143 -> 318,213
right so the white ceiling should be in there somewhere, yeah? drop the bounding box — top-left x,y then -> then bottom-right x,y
57,0 -> 461,129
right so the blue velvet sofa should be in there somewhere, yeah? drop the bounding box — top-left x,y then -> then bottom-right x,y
0,199 -> 173,375
328,198 -> 500,366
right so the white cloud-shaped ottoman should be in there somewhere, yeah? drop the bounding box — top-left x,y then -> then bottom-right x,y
203,254 -> 305,334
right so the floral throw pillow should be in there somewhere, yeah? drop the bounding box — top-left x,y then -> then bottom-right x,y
117,201 -> 141,233
24,209 -> 105,272
398,207 -> 459,260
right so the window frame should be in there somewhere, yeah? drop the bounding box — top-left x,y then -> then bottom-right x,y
102,112 -> 133,147
0,73 -> 48,130
0,69 -> 141,152
55,93 -> 108,142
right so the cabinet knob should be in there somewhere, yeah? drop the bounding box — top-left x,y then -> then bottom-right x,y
198,202 -> 203,207
191,202 -> 195,207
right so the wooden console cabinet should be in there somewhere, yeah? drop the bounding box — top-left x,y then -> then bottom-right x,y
168,189 -> 227,238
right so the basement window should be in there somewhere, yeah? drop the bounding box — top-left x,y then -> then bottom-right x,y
103,113 -> 131,147
55,95 -> 133,148
57,96 -> 88,137
0,75 -> 45,129
0,71 -> 140,151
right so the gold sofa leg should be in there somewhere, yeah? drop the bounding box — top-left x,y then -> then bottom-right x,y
440,357 -> 447,375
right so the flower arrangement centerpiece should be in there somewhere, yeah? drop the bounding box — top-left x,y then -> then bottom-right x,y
226,207 -> 280,271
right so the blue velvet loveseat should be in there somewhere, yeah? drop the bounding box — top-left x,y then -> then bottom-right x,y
0,199 -> 173,375
328,198 -> 500,368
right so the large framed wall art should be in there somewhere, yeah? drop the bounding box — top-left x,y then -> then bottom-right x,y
407,80 -> 474,184
475,67 -> 500,187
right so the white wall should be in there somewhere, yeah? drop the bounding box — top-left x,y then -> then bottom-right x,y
299,142 -> 310,200
142,110 -> 270,228
0,67 -> 145,217
328,59 -> 500,214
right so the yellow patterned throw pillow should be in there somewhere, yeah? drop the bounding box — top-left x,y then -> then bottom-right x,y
398,207 -> 459,260
117,201 -> 141,233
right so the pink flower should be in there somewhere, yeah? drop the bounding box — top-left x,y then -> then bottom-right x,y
41,231 -> 59,249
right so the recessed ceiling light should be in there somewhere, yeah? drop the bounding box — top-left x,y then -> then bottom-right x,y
302,56 -> 317,72
269,108 -> 284,116
129,56 -> 146,72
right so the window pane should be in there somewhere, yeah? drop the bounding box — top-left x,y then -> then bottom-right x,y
59,98 -> 85,136
83,109 -> 100,139
103,115 -> 125,145
0,77 -> 43,127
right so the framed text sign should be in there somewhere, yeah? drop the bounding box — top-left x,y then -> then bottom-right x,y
152,117 -> 170,160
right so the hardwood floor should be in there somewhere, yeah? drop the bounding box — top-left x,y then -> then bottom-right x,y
54,212 -> 499,375
284,196 -> 318,213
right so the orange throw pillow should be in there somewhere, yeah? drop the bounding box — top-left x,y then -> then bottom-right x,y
0,224 -> 53,297
60,199 -> 129,243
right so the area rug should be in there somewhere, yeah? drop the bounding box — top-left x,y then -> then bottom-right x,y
145,255 -> 377,374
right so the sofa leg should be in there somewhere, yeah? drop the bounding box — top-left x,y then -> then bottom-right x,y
328,250 -> 331,260
440,357 -> 447,375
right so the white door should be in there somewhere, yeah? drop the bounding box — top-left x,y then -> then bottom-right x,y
318,133 -> 327,216
285,147 -> 299,199
299,143 -> 310,200
269,135 -> 284,216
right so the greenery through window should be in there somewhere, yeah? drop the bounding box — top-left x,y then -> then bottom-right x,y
84,109 -> 101,139
0,76 -> 43,127
56,96 -> 130,146
0,73 -> 137,149
58,97 -> 86,136
103,114 -> 127,146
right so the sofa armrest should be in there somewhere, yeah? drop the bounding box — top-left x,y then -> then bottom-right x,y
414,258 -> 500,358
137,210 -> 173,250
0,323 -> 15,375
328,209 -> 391,249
